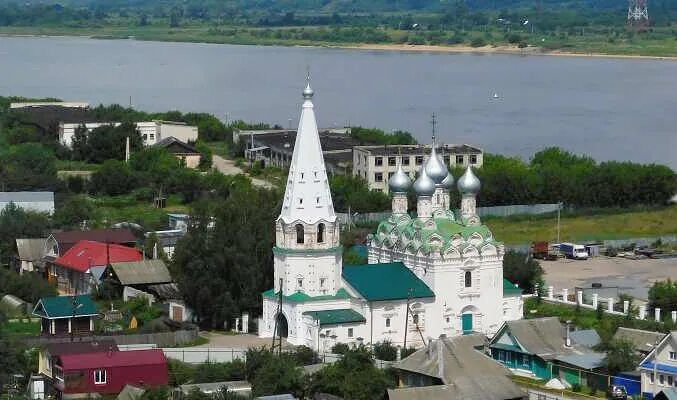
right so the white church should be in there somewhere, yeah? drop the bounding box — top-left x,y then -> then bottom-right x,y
258,79 -> 524,350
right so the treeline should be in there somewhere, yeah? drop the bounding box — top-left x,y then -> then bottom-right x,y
350,126 -> 417,145
475,148 -> 676,208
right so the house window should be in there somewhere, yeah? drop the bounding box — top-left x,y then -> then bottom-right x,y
443,155 -> 450,165
668,375 -> 674,386
375,157 -> 383,166
659,374 -> 665,385
94,369 -> 107,385
388,157 -> 396,166
149,133 -> 155,141
415,156 -> 423,165
649,373 -> 654,383
317,223 -> 325,243
374,173 -> 383,182
348,328 -> 354,337
402,157 -> 410,166
470,154 -> 478,164
465,271 -> 472,288
670,351 -> 677,360
296,224 -> 304,244
385,318 -> 390,328
456,155 -> 464,164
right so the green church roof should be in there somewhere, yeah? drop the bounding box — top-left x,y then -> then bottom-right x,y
32,295 -> 99,319
342,262 -> 435,301
303,309 -> 366,326
262,288 -> 352,303
503,279 -> 523,296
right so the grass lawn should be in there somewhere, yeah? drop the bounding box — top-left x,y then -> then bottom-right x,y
486,206 -> 677,245
3,319 -> 41,336
89,194 -> 189,231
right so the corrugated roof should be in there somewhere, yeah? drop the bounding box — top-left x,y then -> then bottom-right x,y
109,259 -> 172,285
59,349 -> 166,370
16,238 -> 46,261
303,309 -> 365,326
570,329 -> 601,348
52,229 -> 137,253
493,317 -> 568,360
155,136 -> 200,154
554,352 -> 606,370
613,327 -> 666,353
55,240 -> 143,273
342,263 -> 434,301
396,335 -> 524,400
503,279 -> 523,296
47,340 -> 118,356
33,295 -> 98,319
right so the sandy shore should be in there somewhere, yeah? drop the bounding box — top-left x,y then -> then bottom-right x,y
333,43 -> 677,61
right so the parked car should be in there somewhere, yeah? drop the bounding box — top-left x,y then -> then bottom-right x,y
607,384 -> 628,399
531,241 -> 559,260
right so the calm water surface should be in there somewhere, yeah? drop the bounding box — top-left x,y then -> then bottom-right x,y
0,36 -> 675,168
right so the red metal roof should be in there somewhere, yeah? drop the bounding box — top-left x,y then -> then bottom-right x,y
53,229 -> 137,253
54,240 -> 143,273
59,349 -> 166,370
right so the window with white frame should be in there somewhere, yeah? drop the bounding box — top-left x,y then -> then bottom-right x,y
667,375 -> 674,386
385,318 -> 390,328
94,369 -> 107,385
348,328 -> 353,337
659,374 -> 665,385
670,351 -> 677,360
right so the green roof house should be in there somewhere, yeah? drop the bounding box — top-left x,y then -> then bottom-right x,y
32,295 -> 99,336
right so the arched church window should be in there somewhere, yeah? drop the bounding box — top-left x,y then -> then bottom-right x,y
465,271 -> 472,288
385,318 -> 391,328
296,224 -> 304,244
412,314 -> 419,325
317,223 -> 325,243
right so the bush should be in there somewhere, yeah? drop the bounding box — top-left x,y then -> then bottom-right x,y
373,340 -> 397,361
470,37 -> 487,47
400,347 -> 417,359
89,160 -> 136,195
331,343 -> 350,355
293,345 -> 319,365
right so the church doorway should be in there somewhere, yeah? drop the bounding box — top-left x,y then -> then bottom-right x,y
275,313 -> 288,338
461,313 -> 473,334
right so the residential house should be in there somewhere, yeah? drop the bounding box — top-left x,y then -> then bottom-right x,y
639,331 -> 676,399
38,340 -> 118,381
32,295 -> 99,336
52,349 -> 169,398
137,120 -> 198,146
155,136 -> 201,168
145,229 -> 185,259
44,228 -> 137,259
0,192 -> 55,214
104,259 -> 173,300
489,317 -> 607,390
49,240 -> 143,295
175,381 -> 252,399
16,238 -> 47,274
389,334 -> 525,400
614,327 -> 666,357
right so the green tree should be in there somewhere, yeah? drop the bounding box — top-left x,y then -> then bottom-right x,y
0,268 -> 56,303
0,310 -> 31,387
0,203 -> 51,267
503,251 -> 544,294
330,175 -> 390,213
89,160 -> 136,195
86,122 -> 143,163
604,339 -> 640,375
648,279 -> 677,318
251,353 -> 302,397
306,346 -> 391,400
53,195 -> 94,229
0,143 -> 57,191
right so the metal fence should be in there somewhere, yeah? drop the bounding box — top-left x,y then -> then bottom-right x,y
22,329 -> 199,348
337,203 -> 562,225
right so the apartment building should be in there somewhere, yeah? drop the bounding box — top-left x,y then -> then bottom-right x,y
352,144 -> 484,192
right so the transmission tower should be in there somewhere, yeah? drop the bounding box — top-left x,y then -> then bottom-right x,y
627,0 -> 649,31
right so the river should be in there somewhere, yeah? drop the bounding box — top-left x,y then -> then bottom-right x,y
0,36 -> 675,168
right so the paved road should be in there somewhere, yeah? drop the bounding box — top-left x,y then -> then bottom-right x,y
211,155 -> 276,189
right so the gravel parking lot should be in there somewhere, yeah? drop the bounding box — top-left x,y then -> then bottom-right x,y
541,256 -> 677,301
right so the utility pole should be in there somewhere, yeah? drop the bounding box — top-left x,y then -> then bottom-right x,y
271,278 -> 284,356
403,288 -> 412,349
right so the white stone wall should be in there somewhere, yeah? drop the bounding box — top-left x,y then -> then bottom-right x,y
273,249 -> 343,297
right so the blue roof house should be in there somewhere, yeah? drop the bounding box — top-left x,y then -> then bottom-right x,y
639,331 -> 676,400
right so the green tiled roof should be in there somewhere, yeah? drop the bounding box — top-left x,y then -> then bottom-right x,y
262,288 -> 352,303
32,295 -> 98,319
503,279 -> 523,296
342,262 -> 435,301
303,309 -> 366,326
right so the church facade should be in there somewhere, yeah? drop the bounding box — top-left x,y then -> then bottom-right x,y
259,80 -> 523,350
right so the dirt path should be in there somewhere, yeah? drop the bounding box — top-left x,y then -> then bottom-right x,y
211,155 -> 275,189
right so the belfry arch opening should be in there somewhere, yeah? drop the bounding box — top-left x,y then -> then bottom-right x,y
275,313 -> 288,338
317,223 -> 325,243
296,224 -> 304,244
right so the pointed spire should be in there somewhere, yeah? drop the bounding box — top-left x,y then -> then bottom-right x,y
425,113 -> 448,184
303,67 -> 314,100
279,75 -> 335,225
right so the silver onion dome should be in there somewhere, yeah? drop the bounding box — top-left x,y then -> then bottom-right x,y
388,164 -> 412,193
413,167 -> 436,196
424,146 -> 448,184
303,82 -> 314,99
457,166 -> 481,194
440,170 -> 455,190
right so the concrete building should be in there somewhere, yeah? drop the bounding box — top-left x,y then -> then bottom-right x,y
238,128 -> 357,176
59,122 -> 121,148
353,144 -> 483,193
136,121 -> 198,146
258,79 -> 521,349
0,192 -> 55,214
